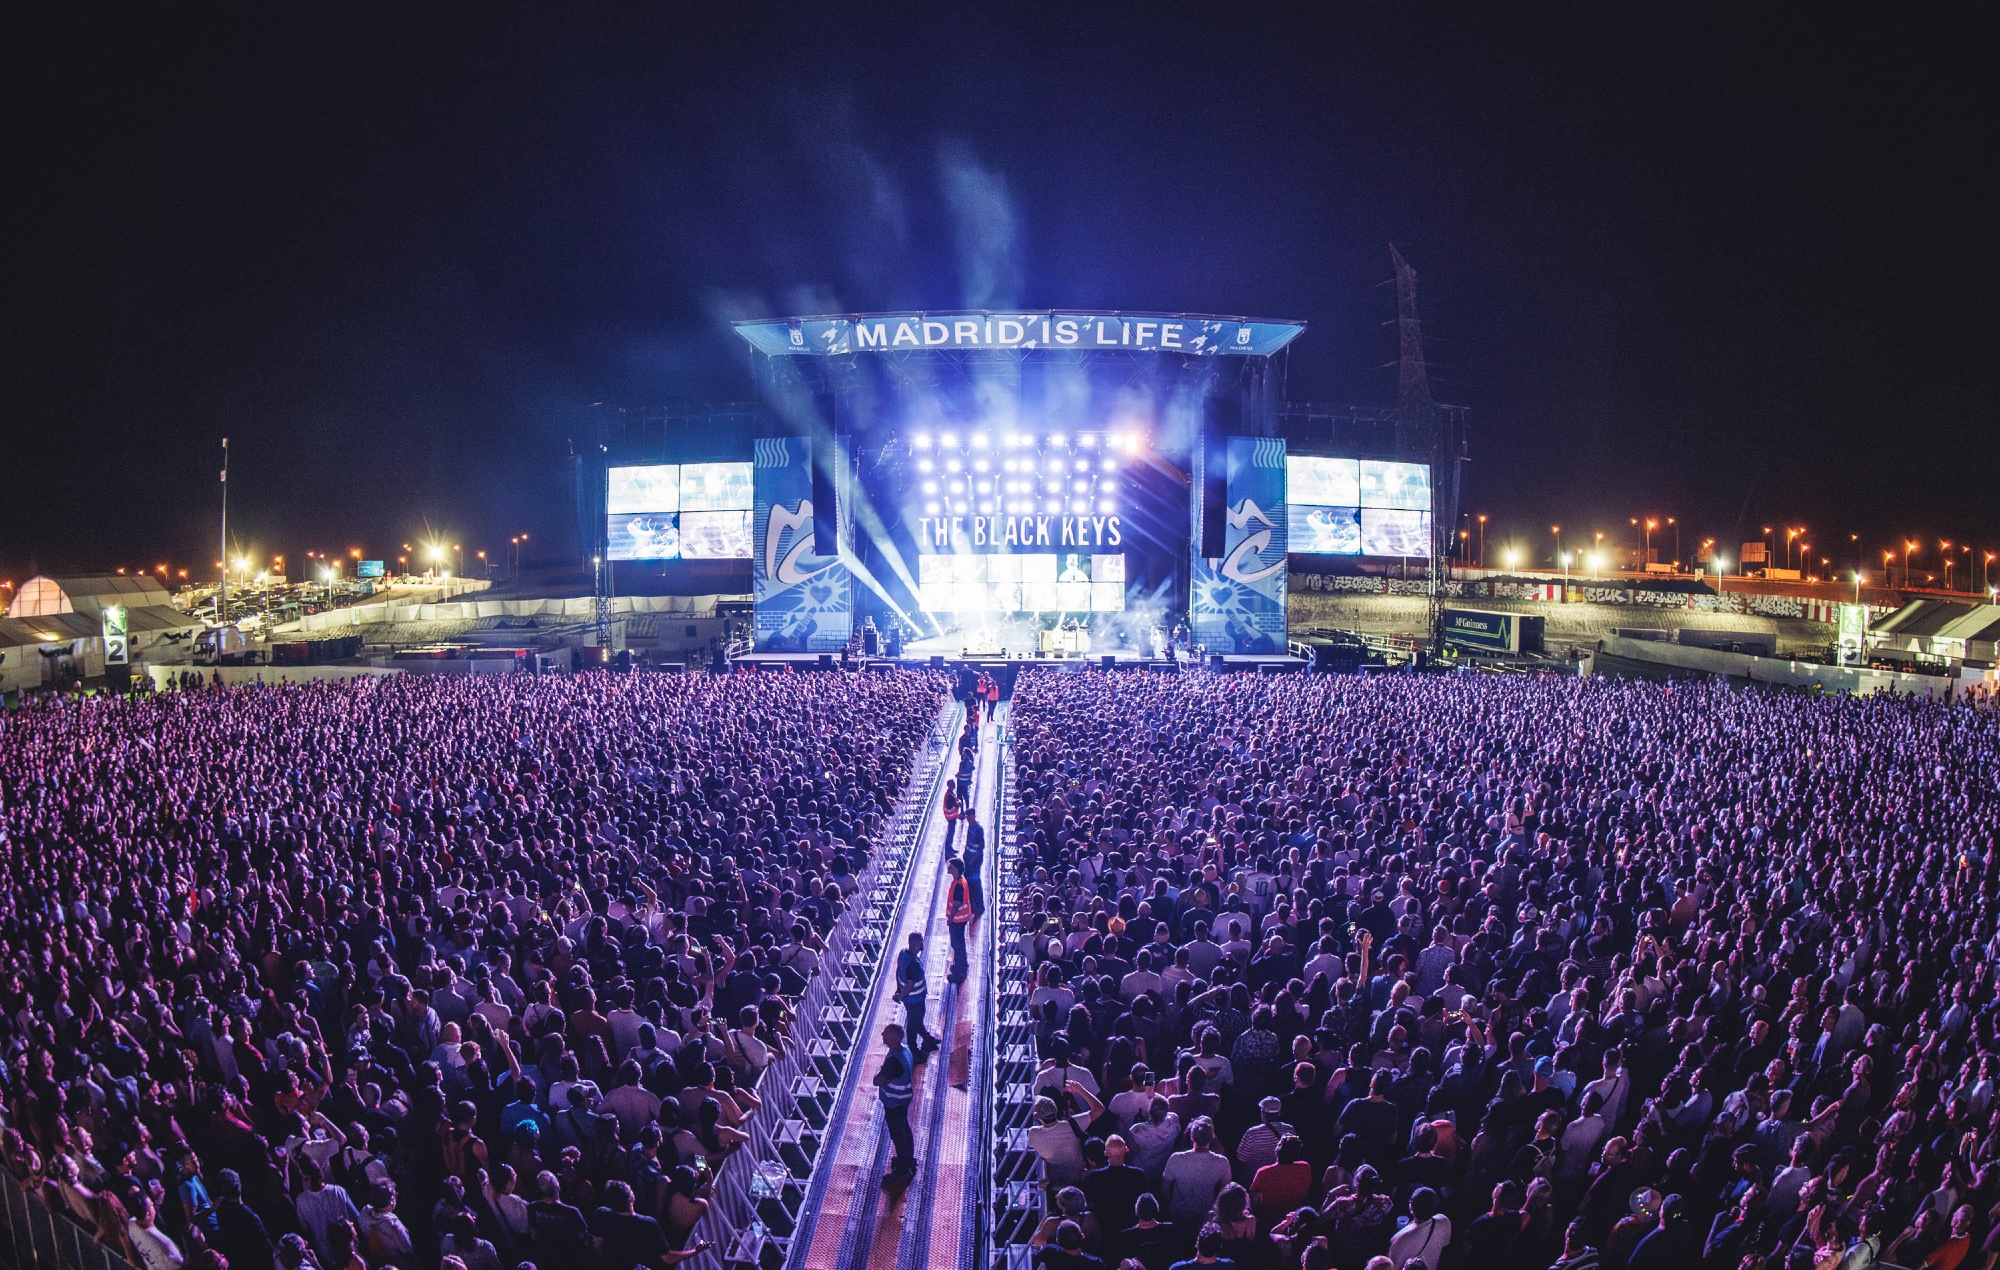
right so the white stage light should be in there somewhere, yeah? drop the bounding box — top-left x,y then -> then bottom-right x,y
926,502 -> 941,515
946,458 -> 962,471
913,433 -> 932,448
1074,459 -> 1089,471
918,459 -> 934,472
1080,434 -> 1097,447
1099,500 -> 1116,514
974,459 -> 989,472
1047,433 -> 1066,447
972,432 -> 990,447
922,481 -> 938,494
1071,499 -> 1088,513
940,432 -> 958,448
1101,459 -> 1118,471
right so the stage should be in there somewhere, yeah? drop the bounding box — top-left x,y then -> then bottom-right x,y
724,649 -> 1308,674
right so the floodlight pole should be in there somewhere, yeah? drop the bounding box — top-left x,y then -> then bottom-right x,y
219,438 -> 229,625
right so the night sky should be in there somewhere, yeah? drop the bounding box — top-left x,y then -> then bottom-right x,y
11,9 -> 1995,586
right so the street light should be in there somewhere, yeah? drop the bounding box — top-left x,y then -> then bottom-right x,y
1666,517 -> 1678,571
1942,540 -> 1955,591
1504,546 -> 1521,571
1551,525 -> 1562,570
1905,540 -> 1919,589
1644,518 -> 1658,568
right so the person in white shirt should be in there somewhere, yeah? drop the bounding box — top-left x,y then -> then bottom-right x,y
1160,1117 -> 1232,1227
1127,1096 -> 1182,1184
1387,1188 -> 1451,1270
1303,937 -> 1343,987
1583,1047 -> 1632,1132
1025,1084 -> 1105,1190
1106,1065 -> 1156,1131
1555,1090 -> 1608,1181
1120,949 -> 1163,1002
1033,1038 -> 1101,1100
127,1198 -> 184,1270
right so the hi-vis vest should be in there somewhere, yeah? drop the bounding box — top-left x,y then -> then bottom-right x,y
881,1045 -> 915,1106
947,877 -> 973,924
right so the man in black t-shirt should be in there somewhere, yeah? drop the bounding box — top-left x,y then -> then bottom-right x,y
526,1169 -> 593,1265
592,1179 -> 710,1268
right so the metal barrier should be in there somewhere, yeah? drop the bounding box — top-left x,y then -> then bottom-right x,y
980,728 -> 1044,1269
704,698 -> 960,1270
0,1172 -> 139,1270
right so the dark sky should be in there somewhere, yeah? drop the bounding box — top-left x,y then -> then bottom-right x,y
11,8 -> 1996,586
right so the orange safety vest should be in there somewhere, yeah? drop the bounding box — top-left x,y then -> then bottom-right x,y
947,876 -> 973,925
943,787 -> 961,820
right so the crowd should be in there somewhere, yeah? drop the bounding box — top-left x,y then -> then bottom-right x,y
1004,670 -> 2000,1270
0,668 -> 946,1270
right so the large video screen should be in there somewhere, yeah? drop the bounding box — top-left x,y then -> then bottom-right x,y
918,552 -> 1125,614
680,510 -> 754,559
606,462 -> 752,560
608,465 -> 681,515
1287,455 -> 1430,557
1288,456 -> 1361,507
1360,508 -> 1431,557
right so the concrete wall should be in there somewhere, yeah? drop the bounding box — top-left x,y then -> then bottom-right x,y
1592,635 -> 1950,698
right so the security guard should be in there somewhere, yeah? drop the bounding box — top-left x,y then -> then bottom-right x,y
873,1023 -> 917,1182
946,857 -> 974,982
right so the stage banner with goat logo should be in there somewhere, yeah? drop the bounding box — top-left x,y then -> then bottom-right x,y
1191,436 -> 1289,656
753,437 -> 853,652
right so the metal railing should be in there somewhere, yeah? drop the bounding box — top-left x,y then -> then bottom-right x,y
702,695 -> 959,1270
0,1174 -> 139,1270
981,723 -> 1043,1269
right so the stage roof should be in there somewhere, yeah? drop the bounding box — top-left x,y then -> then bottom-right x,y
734,311 -> 1306,358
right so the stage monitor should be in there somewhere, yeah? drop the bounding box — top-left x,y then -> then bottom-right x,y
1287,455 -> 1431,557
606,462 -> 753,560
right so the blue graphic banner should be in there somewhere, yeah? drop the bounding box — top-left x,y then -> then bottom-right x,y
752,438 -> 853,652
1191,436 -> 1288,656
735,312 -> 1305,358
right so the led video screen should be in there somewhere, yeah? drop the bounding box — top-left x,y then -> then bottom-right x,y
1359,460 -> 1432,511
1360,509 -> 1432,557
605,462 -> 753,560
1288,456 -> 1361,507
607,513 -> 683,560
608,465 -> 681,515
1291,505 -> 1361,554
1287,455 -> 1431,555
916,553 -> 1126,613
680,510 -> 754,559
680,463 -> 754,512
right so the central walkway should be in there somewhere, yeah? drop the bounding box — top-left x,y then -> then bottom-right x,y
792,697 -> 1002,1270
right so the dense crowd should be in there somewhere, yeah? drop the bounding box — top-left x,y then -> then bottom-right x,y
1005,670 -> 2000,1270
0,669 -> 945,1270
